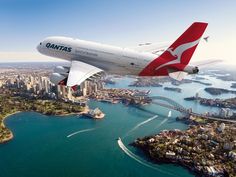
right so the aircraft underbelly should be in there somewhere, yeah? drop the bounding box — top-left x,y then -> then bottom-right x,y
71,53 -> 146,75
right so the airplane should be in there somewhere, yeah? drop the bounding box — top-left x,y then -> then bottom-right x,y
37,22 -> 208,87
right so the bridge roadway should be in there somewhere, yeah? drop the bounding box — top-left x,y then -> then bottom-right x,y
150,96 -> 236,123
152,101 -> 188,113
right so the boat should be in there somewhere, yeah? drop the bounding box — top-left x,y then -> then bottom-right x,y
168,111 -> 172,117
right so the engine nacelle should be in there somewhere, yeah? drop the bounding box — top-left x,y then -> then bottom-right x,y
183,65 -> 199,74
54,66 -> 70,74
49,72 -> 68,85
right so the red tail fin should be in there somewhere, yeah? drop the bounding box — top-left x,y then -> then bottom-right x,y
139,22 -> 208,76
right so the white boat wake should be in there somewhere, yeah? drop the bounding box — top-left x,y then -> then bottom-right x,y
67,128 -> 95,138
126,115 -> 158,136
118,138 -> 158,170
156,111 -> 171,129
155,118 -> 168,129
117,138 -> 176,176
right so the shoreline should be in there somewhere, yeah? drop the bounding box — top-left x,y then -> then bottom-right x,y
134,150 -> 202,177
0,111 -> 22,143
132,122 -> 236,176
0,110 -> 83,144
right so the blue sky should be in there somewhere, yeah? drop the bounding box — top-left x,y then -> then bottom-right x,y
0,0 -> 236,63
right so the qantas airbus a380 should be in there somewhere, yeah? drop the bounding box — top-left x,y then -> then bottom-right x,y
37,22 -> 208,87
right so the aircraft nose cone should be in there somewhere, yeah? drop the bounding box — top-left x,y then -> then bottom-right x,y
36,45 -> 40,52
37,43 -> 42,53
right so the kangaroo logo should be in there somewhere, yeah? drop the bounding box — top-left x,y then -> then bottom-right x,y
155,38 -> 200,71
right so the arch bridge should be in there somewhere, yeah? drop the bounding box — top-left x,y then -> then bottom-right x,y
149,96 -> 236,123
150,96 -> 190,115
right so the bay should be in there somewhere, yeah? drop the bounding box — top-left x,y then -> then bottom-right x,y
0,75 -> 233,177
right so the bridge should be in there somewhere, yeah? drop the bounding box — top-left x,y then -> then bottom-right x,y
150,96 -> 190,114
149,96 -> 236,123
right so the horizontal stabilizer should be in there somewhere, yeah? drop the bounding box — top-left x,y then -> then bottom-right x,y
168,71 -> 188,81
132,42 -> 170,55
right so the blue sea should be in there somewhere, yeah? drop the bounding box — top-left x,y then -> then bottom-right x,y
0,75 -> 235,177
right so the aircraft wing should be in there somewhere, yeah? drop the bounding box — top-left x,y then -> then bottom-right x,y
50,60 -> 104,87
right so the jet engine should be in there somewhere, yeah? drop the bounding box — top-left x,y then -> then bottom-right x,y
54,66 -> 70,74
49,66 -> 70,85
50,72 -> 68,85
183,65 -> 199,74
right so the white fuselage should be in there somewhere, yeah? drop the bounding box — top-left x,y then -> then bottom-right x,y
37,36 -> 156,75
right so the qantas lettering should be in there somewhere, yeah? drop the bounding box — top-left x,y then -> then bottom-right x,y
46,43 -> 72,52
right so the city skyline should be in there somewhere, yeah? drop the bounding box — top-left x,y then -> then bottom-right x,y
0,0 -> 236,64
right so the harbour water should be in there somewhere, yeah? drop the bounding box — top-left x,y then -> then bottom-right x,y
0,75 -> 235,177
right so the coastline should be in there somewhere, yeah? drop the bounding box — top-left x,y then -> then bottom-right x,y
132,122 -> 236,176
0,110 -> 83,144
0,111 -> 22,143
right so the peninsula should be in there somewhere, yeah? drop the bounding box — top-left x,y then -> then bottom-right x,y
184,96 -> 236,110
132,122 -> 236,176
164,87 -> 181,93
171,79 -> 212,86
204,87 -> 236,95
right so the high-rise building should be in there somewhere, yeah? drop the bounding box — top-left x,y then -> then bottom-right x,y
81,81 -> 88,96
67,87 -> 73,100
30,76 -> 35,85
52,78 -> 104,99
16,75 -> 21,88
26,83 -> 32,91
41,77 -> 50,93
